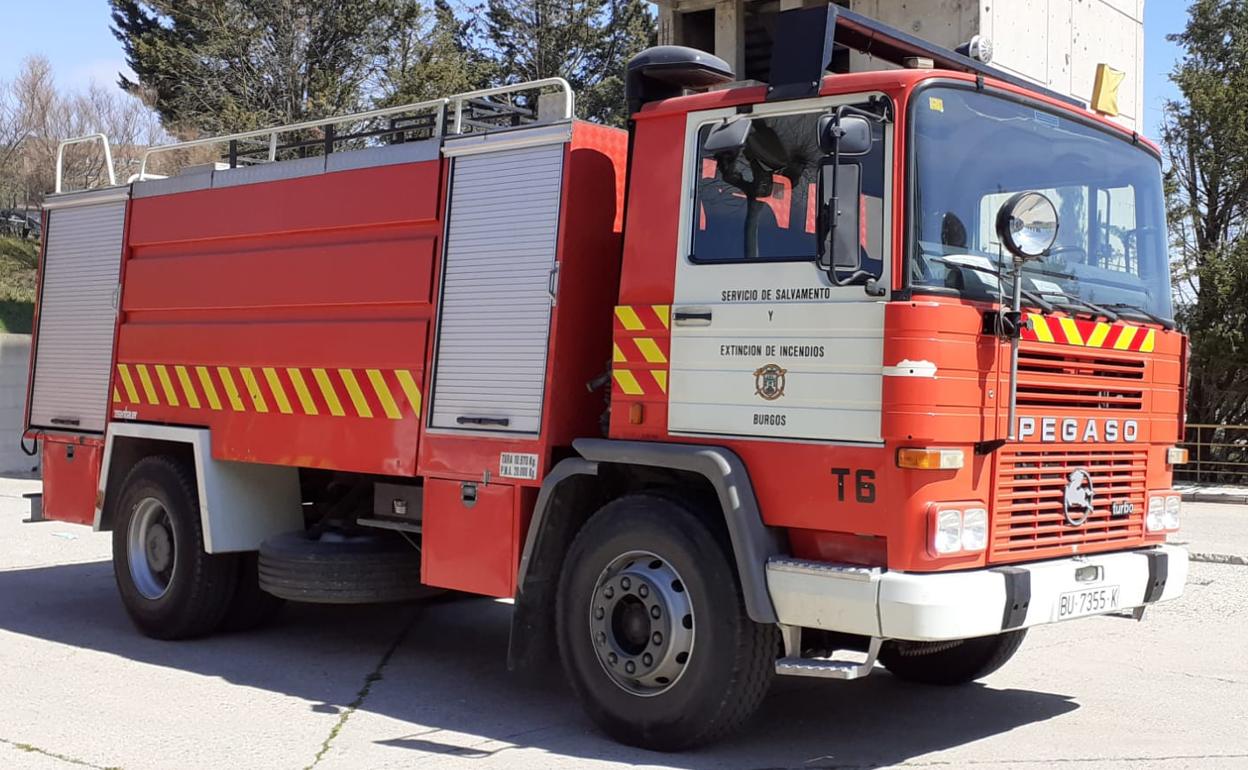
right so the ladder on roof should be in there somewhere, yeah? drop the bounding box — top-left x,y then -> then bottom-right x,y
54,78 -> 575,193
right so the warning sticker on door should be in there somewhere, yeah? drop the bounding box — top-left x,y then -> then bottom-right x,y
499,452 -> 539,480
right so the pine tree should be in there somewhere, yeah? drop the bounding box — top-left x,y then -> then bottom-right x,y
109,0 -> 402,135
1163,0 -> 1248,427
378,0 -> 496,106
482,0 -> 655,126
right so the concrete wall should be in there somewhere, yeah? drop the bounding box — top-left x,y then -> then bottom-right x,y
652,0 -> 1146,131
0,334 -> 38,475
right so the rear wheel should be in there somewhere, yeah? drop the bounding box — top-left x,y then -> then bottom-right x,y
221,552 -> 285,632
556,495 -> 776,751
112,455 -> 240,640
879,630 -> 1027,685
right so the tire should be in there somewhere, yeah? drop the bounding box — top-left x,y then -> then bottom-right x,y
112,455 -> 240,640
258,530 -> 425,604
879,629 -> 1027,685
220,552 -> 285,632
556,494 -> 776,751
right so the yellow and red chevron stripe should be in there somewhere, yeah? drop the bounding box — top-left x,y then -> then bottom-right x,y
112,363 -> 423,420
1022,313 -> 1157,352
613,305 -> 670,398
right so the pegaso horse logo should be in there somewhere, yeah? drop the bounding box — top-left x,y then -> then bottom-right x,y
1063,469 -> 1095,526
753,363 -> 787,401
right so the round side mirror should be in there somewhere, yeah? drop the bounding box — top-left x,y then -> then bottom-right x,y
995,191 -> 1058,259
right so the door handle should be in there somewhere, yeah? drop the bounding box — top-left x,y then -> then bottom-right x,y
673,307 -> 712,327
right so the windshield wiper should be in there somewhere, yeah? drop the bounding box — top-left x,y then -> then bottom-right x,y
1048,295 -> 1119,323
930,257 -> 1055,313
1103,302 -> 1176,330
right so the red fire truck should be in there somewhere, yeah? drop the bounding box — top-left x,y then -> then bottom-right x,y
25,6 -> 1187,750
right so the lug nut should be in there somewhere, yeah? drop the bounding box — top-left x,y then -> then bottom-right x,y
597,631 -> 606,644
621,577 -> 631,590
625,661 -> 636,674
594,607 -> 604,620
650,606 -> 661,619
608,653 -> 618,665
638,585 -> 649,598
604,587 -> 614,599
642,653 -> 653,666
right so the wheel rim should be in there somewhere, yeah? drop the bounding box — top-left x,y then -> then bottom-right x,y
589,550 -> 695,697
127,497 -> 176,600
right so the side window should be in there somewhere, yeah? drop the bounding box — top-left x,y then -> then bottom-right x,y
691,112 -> 821,262
690,107 -> 886,278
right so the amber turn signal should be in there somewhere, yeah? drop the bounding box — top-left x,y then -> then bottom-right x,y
897,448 -> 965,470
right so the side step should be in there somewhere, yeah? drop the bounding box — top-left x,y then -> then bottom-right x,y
775,627 -> 882,680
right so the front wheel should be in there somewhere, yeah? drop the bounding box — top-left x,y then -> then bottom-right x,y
879,629 -> 1027,685
556,495 -> 776,751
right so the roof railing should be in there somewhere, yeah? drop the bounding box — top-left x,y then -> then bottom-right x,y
55,134 -> 116,194
54,78 -> 574,192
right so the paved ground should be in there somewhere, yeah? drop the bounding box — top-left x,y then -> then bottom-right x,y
1,480 -> 1246,770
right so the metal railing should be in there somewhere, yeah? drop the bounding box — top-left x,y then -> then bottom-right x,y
1179,423 -> 1248,485
54,134 -> 116,194
55,78 -> 575,192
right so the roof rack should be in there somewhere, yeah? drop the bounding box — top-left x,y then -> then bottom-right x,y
54,78 -> 574,193
767,5 -> 1084,109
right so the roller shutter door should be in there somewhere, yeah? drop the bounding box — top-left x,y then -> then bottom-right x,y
430,143 -> 564,434
28,200 -> 126,433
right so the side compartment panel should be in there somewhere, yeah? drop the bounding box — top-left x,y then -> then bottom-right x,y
429,144 -> 564,434
28,199 -> 126,433
421,478 -> 516,597
41,439 -> 102,525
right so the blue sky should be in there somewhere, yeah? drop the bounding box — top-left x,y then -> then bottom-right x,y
0,0 -> 1191,140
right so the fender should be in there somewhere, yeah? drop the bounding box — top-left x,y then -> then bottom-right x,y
518,438 -> 785,624
97,423 -> 302,553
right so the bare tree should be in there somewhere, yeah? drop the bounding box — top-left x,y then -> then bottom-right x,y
0,56 -> 169,207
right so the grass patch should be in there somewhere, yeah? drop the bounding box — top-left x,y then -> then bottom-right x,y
0,236 -> 37,333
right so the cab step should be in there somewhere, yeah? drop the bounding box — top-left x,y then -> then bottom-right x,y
775,627 -> 882,680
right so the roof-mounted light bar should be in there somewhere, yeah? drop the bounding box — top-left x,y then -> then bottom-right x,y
766,5 -> 1085,109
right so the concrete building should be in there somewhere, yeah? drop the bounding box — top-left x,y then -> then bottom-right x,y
649,0 -> 1146,131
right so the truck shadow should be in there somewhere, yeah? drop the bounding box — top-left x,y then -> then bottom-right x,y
0,560 -> 1078,768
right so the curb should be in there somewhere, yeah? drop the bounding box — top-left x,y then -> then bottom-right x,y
1190,552 -> 1248,566
1180,492 -> 1248,505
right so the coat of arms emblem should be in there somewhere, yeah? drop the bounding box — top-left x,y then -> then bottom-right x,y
753,363 -> 787,401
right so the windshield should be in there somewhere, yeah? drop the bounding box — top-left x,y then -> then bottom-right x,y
909,86 -> 1173,322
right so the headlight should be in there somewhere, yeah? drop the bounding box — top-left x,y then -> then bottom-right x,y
1146,496 -> 1165,532
962,508 -> 988,552
934,509 -> 963,554
1164,495 -> 1181,531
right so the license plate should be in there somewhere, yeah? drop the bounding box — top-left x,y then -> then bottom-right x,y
1055,585 -> 1121,620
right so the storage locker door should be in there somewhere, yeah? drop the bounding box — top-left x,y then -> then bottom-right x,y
28,200 -> 126,434
430,143 -> 564,434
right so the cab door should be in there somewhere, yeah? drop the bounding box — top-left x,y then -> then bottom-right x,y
666,96 -> 892,443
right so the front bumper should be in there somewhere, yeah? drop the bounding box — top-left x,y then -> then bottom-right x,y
766,544 -> 1188,641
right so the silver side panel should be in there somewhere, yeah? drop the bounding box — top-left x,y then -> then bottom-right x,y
429,142 -> 565,434
29,196 -> 127,434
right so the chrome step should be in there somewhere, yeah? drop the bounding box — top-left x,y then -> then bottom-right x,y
775,627 -> 882,680
775,656 -> 875,680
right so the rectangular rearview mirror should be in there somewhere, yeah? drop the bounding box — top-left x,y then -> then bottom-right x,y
819,162 -> 862,271
818,114 -> 873,156
704,118 -> 752,155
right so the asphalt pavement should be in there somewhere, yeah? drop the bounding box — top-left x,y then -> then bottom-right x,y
1,477 -> 1246,770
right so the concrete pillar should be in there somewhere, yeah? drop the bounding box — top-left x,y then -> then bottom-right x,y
714,0 -> 744,74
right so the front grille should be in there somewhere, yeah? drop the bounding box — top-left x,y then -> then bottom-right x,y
1017,347 -> 1145,411
991,447 -> 1148,562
